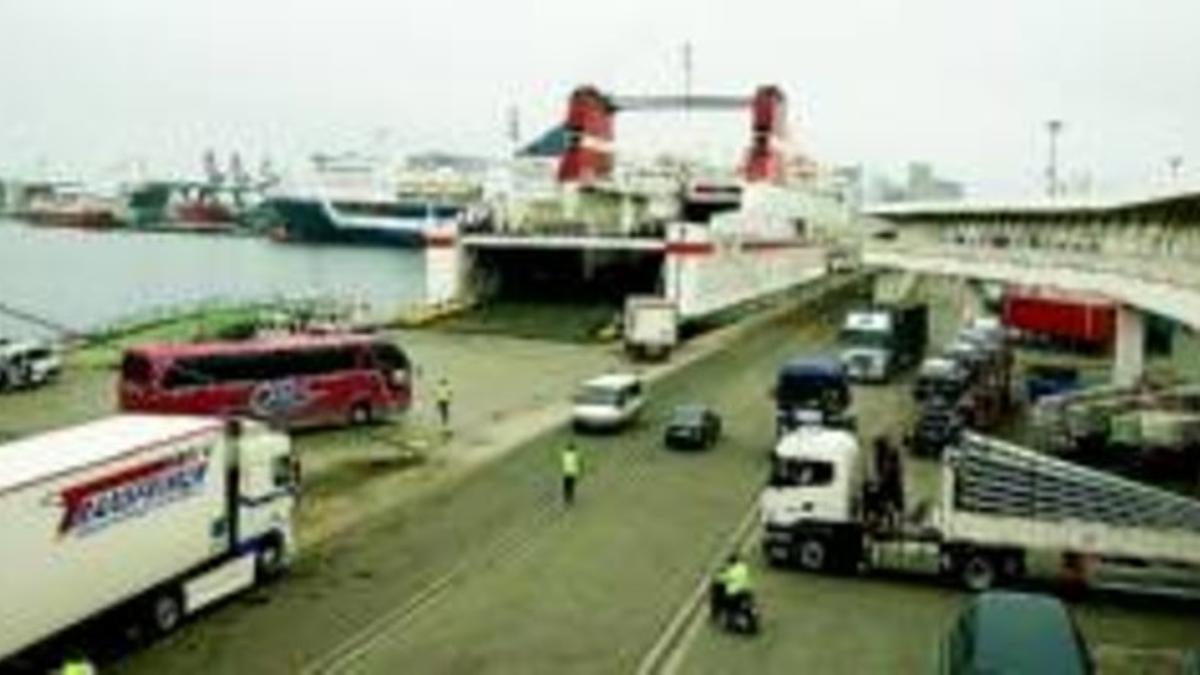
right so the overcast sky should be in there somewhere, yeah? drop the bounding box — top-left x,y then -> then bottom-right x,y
1,0 -> 1196,197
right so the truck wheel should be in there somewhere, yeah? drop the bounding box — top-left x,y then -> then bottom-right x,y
256,539 -> 286,580
149,590 -> 183,635
799,539 -> 828,572
960,553 -> 997,592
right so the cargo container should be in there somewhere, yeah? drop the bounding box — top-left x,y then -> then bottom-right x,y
1001,287 -> 1115,348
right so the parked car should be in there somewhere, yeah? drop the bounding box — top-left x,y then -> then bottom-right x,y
936,592 -> 1093,675
663,404 -> 722,450
571,373 -> 645,431
0,339 -> 62,392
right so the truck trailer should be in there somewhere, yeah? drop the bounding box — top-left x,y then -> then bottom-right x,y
0,415 -> 297,664
762,429 -> 1200,593
1002,287 -> 1115,350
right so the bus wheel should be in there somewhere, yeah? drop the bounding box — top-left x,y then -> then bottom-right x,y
148,588 -> 183,635
349,402 -> 373,426
799,538 -> 828,572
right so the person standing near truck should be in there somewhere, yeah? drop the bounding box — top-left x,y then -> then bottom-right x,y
873,436 -> 905,528
561,440 -> 582,506
434,377 -> 452,431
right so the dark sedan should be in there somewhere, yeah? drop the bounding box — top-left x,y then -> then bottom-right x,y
663,404 -> 722,450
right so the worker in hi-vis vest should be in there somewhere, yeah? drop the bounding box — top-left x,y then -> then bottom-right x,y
561,440 -> 582,506
60,651 -> 96,675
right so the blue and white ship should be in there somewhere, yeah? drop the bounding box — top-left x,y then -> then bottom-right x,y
266,153 -> 485,247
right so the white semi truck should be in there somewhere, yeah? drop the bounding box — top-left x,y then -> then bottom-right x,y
762,428 -> 1200,592
0,415 -> 297,663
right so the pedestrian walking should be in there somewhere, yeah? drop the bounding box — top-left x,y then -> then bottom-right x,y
435,377 -> 452,430
561,440 -> 582,506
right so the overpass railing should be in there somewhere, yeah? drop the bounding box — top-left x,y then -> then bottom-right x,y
866,241 -> 1200,294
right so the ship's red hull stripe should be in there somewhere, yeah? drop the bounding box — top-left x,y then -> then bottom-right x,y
424,234 -> 457,248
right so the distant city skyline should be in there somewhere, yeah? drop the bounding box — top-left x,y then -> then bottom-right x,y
1,0 -> 1198,197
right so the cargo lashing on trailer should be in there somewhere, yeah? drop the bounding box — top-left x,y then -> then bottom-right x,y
949,434 -> 1200,533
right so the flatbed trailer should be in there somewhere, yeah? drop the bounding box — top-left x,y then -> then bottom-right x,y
762,430 -> 1200,592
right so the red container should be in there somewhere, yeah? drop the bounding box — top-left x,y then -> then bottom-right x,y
1001,288 -> 1116,346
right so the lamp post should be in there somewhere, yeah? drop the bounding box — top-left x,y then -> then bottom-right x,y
1168,155 -> 1183,182
1046,119 -> 1063,198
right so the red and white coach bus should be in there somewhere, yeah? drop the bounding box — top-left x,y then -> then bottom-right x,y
118,335 -> 411,428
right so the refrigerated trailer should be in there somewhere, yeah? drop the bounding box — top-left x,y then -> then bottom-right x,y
0,415 -> 296,663
762,429 -> 1200,592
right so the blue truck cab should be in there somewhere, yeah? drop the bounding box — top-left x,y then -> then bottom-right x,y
773,357 -> 854,435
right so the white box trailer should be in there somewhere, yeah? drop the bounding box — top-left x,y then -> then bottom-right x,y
762,430 -> 1200,592
623,296 -> 679,360
0,415 -> 296,663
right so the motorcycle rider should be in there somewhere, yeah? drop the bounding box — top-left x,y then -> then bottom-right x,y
711,553 -> 756,631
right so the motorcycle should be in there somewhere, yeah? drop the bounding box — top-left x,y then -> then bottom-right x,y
709,583 -> 761,635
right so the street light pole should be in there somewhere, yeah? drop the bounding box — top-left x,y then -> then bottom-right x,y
1168,155 -> 1183,182
1046,119 -> 1063,198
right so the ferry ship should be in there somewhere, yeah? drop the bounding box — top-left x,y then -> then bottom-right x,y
265,153 -> 485,247
13,183 -> 120,230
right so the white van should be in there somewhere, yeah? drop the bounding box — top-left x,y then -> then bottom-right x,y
572,373 -> 645,431
0,339 -> 62,391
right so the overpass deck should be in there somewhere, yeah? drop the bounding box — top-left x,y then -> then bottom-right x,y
865,243 -> 1200,330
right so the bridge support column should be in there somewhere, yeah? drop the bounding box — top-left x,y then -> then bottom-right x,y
424,227 -> 467,306
1113,304 -> 1146,387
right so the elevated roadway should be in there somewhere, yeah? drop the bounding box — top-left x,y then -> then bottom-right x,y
863,243 -> 1200,330
864,188 -> 1200,384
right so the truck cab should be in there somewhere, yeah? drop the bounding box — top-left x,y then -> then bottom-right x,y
761,428 -> 865,570
839,304 -> 929,382
914,357 -> 970,404
228,419 -> 297,574
773,357 -> 854,435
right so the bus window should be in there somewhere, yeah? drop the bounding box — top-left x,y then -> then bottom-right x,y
121,353 -> 153,386
370,342 -> 409,370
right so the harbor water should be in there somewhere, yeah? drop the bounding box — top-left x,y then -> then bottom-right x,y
0,219 -> 426,339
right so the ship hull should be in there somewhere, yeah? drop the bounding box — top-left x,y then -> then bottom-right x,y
265,197 -> 428,247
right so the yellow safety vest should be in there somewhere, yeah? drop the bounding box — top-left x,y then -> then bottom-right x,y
61,660 -> 96,675
723,561 -> 751,595
561,449 -> 581,477
435,382 -> 451,403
